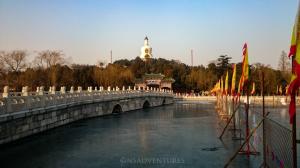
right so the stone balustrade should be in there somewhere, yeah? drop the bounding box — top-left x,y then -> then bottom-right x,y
0,86 -> 173,115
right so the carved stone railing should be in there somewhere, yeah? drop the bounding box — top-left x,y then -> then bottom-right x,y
0,86 -> 173,115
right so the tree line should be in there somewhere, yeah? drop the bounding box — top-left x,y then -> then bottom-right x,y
0,50 -> 291,95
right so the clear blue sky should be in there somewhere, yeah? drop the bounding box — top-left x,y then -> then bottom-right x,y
0,0 -> 298,68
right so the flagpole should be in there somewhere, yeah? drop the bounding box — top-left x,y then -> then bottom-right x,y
292,2 -> 299,165
292,52 -> 297,168
246,81 -> 250,157
262,72 -> 266,167
232,95 -> 236,138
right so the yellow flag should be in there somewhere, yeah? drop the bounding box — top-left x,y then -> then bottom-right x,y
231,64 -> 236,96
225,71 -> 229,95
241,43 -> 249,88
221,77 -> 224,94
287,6 -> 300,123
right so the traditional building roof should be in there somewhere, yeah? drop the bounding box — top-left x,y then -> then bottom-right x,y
135,73 -> 175,83
143,73 -> 165,80
135,73 -> 174,90
161,77 -> 175,83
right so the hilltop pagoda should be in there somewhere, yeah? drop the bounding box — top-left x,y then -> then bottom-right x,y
140,36 -> 152,61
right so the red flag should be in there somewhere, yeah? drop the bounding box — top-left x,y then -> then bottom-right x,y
287,6 -> 300,124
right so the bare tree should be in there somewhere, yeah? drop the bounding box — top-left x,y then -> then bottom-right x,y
0,56 -> 4,71
33,54 -> 46,68
34,50 -> 65,68
35,50 -> 69,87
278,51 -> 291,73
0,50 -> 27,72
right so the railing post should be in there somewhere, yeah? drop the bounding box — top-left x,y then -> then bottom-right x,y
39,86 -> 44,95
77,86 -> 82,102
51,86 -> 56,95
60,86 -> 66,94
77,86 -> 82,93
70,86 -> 74,93
38,86 -> 45,107
22,86 -> 28,96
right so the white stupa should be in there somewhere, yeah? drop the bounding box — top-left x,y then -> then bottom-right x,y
140,36 -> 152,60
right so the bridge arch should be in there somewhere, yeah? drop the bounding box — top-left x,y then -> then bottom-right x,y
112,104 -> 122,114
143,100 -> 150,109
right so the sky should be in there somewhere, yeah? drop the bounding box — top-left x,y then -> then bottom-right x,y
0,0 -> 298,68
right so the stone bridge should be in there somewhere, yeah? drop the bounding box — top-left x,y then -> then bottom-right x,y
0,86 -> 173,145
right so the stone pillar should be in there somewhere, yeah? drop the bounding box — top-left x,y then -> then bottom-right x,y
107,86 -> 111,91
51,86 -> 56,94
22,86 -> 29,96
36,87 -> 40,93
70,86 -> 74,93
88,86 -> 92,92
146,86 -> 149,91
2,86 -> 9,98
122,86 -> 125,91
77,86 -> 82,93
133,86 -> 136,91
113,87 -> 116,91
60,86 -> 66,94
128,86 -> 131,91
94,86 -> 98,91
39,86 -> 44,95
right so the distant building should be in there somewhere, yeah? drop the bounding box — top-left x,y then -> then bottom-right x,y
135,73 -> 175,90
140,36 -> 152,60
